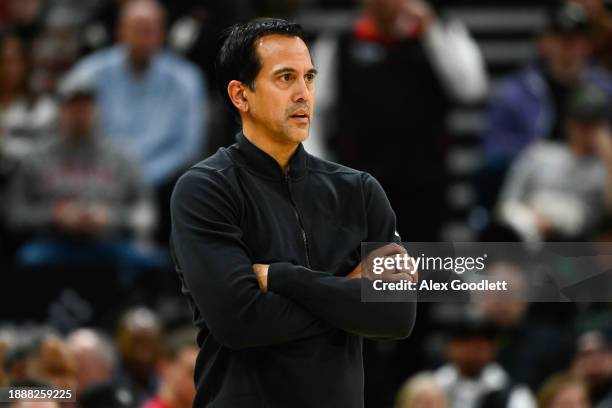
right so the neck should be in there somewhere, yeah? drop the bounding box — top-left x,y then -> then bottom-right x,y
546,63 -> 580,85
242,122 -> 299,173
128,53 -> 152,76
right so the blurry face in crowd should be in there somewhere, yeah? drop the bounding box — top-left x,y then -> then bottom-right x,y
548,382 -> 590,408
481,262 -> 528,328
60,96 -> 97,139
162,346 -> 198,406
66,330 -> 114,394
117,323 -> 162,382
447,336 -> 496,378
403,388 -> 447,408
27,337 -> 77,391
0,36 -> 27,96
566,119 -> 609,156
539,33 -> 591,83
573,347 -> 612,386
7,0 -> 40,26
239,34 -> 316,147
119,1 -> 165,68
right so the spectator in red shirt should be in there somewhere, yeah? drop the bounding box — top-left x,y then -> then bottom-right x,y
141,327 -> 198,408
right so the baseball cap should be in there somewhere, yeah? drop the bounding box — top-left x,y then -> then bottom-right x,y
545,2 -> 589,35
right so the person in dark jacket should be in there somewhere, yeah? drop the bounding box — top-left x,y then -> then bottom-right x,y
169,18 -> 418,408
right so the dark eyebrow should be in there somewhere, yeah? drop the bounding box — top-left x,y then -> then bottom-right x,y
272,67 -> 318,76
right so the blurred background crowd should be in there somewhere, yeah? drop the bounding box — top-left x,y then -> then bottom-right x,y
1,0 -> 612,407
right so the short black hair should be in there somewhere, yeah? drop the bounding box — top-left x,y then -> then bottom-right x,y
215,18 -> 307,115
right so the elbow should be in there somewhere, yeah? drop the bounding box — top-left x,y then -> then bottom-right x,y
210,323 -> 252,350
392,303 -> 417,339
373,302 -> 417,340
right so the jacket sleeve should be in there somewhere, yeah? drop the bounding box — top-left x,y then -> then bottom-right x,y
267,173 -> 417,340
170,168 -> 331,350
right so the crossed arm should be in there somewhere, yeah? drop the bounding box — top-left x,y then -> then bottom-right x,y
170,169 -> 417,350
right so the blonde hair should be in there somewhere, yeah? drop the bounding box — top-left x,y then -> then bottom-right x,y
537,372 -> 588,408
394,373 -> 448,408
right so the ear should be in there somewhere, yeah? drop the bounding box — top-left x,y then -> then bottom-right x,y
227,80 -> 249,113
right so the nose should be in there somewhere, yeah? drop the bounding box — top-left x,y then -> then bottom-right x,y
292,76 -> 312,103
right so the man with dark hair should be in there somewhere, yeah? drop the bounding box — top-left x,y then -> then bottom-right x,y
170,17 -> 417,408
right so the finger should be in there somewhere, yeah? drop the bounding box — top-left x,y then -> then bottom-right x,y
384,272 -> 412,282
368,243 -> 407,259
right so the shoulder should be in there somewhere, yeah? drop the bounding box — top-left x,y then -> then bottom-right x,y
306,153 -> 387,199
306,153 -> 366,180
493,66 -> 542,101
157,51 -> 204,89
172,147 -> 240,204
76,46 -> 123,74
523,140 -> 568,162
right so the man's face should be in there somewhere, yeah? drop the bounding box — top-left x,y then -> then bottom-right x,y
60,96 -> 96,139
447,337 -> 495,378
119,5 -> 164,64
166,347 -> 198,406
539,33 -> 590,83
567,120 -> 609,156
244,34 -> 316,146
0,37 -> 26,92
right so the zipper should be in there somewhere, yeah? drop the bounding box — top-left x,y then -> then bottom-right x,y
284,173 -> 311,268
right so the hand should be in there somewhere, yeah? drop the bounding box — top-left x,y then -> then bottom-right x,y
81,205 -> 110,236
532,208 -> 554,238
346,243 -> 418,284
53,201 -> 85,233
395,0 -> 436,36
253,263 -> 269,292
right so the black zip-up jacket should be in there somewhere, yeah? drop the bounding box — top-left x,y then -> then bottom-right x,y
170,132 -> 417,408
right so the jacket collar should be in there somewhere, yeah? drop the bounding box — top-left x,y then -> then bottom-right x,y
235,131 -> 308,180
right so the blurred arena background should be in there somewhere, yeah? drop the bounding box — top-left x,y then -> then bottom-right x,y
1,0 -> 612,407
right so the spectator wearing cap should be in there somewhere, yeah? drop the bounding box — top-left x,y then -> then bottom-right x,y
5,74 -> 158,277
480,2 -> 612,209
432,316 -> 536,408
496,84 -> 612,242
68,0 -> 207,244
115,307 -> 162,407
572,0 -> 612,71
